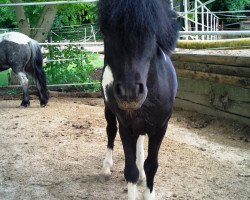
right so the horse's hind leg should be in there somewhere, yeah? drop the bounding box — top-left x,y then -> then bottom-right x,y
27,68 -> 48,107
16,71 -> 30,107
102,106 -> 117,176
36,78 -> 48,107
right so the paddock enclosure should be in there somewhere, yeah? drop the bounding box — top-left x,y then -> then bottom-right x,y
0,97 -> 249,200
0,0 -> 250,199
0,46 -> 250,200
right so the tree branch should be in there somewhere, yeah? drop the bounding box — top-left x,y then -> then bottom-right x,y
32,5 -> 58,42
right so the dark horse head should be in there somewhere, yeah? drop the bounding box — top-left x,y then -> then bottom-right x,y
99,0 -> 178,110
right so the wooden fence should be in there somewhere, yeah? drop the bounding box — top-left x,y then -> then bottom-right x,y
172,53 -> 250,125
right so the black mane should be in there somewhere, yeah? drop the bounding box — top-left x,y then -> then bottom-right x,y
99,0 -> 179,54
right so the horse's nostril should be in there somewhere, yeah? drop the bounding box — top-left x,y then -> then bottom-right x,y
115,82 -> 146,102
136,83 -> 144,95
115,83 -> 125,97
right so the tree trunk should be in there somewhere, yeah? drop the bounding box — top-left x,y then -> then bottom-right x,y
31,5 -> 58,42
11,0 -> 31,36
11,0 -> 58,42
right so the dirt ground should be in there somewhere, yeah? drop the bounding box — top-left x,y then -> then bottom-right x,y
0,97 -> 249,200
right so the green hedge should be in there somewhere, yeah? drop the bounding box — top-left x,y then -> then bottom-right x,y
0,69 -> 11,86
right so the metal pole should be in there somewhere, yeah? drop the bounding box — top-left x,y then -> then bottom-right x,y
201,5 -> 204,40
206,8 -> 209,40
177,10 -> 250,15
184,0 -> 189,40
210,13 -> 213,39
91,25 -> 96,43
84,28 -> 87,43
170,0 -> 174,9
217,17 -> 220,39
195,0 -> 198,40
0,0 -> 99,7
213,15 -> 216,40
179,30 -> 250,36
179,0 -> 216,17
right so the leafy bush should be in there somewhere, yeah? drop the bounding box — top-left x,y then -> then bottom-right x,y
43,45 -> 99,90
55,3 -> 97,26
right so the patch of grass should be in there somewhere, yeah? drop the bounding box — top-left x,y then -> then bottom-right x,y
88,53 -> 104,69
0,69 -> 11,86
177,38 -> 250,49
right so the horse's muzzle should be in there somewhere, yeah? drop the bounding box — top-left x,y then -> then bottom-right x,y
117,100 -> 143,111
114,82 -> 147,111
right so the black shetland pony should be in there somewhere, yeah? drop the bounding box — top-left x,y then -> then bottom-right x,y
99,0 -> 179,199
0,32 -> 48,107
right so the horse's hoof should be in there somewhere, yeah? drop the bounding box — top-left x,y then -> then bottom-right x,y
40,99 -> 48,107
40,103 -> 47,107
20,104 -> 29,108
21,101 -> 30,108
98,172 -> 111,183
143,188 -> 155,200
101,167 -> 112,176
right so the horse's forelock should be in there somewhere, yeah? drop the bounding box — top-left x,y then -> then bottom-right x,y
99,0 -> 179,55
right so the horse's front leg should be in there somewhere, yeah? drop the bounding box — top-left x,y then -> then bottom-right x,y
136,135 -> 146,186
143,124 -> 167,200
102,106 -> 117,175
120,125 -> 140,200
16,71 -> 30,107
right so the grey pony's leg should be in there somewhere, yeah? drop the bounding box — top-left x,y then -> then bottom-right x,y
16,71 -> 30,107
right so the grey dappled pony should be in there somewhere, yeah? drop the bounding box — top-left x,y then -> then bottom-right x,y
0,32 -> 48,107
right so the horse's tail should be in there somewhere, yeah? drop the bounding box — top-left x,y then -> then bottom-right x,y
28,40 -> 49,106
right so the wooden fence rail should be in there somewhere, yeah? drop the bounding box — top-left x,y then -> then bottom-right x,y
172,53 -> 250,125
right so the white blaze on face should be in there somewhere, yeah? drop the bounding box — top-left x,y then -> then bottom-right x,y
102,65 -> 114,102
0,32 -> 31,45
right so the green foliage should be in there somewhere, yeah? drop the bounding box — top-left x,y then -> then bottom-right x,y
0,0 -> 16,28
187,13 -> 195,21
43,45 -> 98,87
54,3 -> 97,27
199,0 -> 249,23
205,0 -> 249,11
0,69 -> 11,86
0,1 -> 98,30
88,53 -> 104,69
0,0 -> 44,28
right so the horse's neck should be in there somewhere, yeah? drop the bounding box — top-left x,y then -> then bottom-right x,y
149,47 -> 166,72
147,46 -> 174,87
